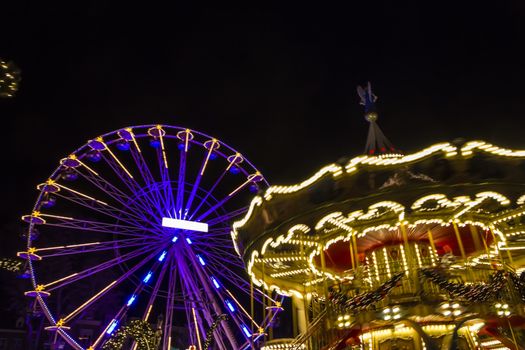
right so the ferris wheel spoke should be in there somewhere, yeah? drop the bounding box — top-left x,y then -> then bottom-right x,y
188,169 -> 228,220
155,147 -> 177,217
196,234 -> 236,243
194,176 -> 254,223
207,207 -> 248,226
60,245 -> 164,325
201,254 -> 256,291
44,244 -> 158,291
175,146 -> 188,219
208,225 -> 236,233
192,228 -> 231,239
184,139 -> 218,220
203,257 -> 254,290
40,215 -> 158,238
207,263 -> 250,291
196,245 -> 246,261
52,190 -> 160,232
206,256 -> 247,274
73,167 -> 162,224
89,248 -> 170,349
224,288 -> 262,329
142,251 -> 172,322
100,152 -> 163,217
127,141 -> 165,210
34,238 -> 152,258
195,243 -> 240,254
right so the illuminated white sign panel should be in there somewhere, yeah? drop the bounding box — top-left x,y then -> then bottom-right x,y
162,218 -> 208,233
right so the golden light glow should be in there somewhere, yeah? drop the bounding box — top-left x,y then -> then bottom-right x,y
233,140 -> 525,297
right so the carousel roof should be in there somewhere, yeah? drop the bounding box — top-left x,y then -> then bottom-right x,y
231,140 -> 525,296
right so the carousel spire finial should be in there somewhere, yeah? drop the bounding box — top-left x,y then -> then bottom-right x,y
357,82 -> 400,156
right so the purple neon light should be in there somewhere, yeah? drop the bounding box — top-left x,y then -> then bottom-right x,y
106,320 -> 119,334
158,251 -> 167,262
126,295 -> 137,306
241,324 -> 251,337
143,271 -> 153,283
211,276 -> 220,289
197,255 -> 205,266
225,299 -> 235,312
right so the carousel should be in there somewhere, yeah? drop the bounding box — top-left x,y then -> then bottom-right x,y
232,83 -> 525,350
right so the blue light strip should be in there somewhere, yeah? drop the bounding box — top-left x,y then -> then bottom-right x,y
143,271 -> 153,283
211,276 -> 220,289
241,324 -> 251,337
126,295 -> 137,307
106,320 -> 119,335
172,236 -> 178,243
197,255 -> 206,266
158,251 -> 167,262
225,299 -> 235,312
186,237 -> 193,244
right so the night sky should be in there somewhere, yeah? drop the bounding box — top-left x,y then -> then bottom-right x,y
1,0 -> 525,308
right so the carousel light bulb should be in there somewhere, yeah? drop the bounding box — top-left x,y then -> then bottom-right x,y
392,306 -> 400,313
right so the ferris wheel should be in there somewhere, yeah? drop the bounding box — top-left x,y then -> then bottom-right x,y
19,124 -> 282,350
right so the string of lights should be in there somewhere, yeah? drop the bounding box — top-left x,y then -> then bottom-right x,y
102,319 -> 157,350
419,268 -> 507,302
0,59 -> 21,98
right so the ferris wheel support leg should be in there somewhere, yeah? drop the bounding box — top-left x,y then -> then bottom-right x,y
177,259 -> 204,347
162,257 -> 177,350
183,244 -> 240,349
175,249 -> 223,349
